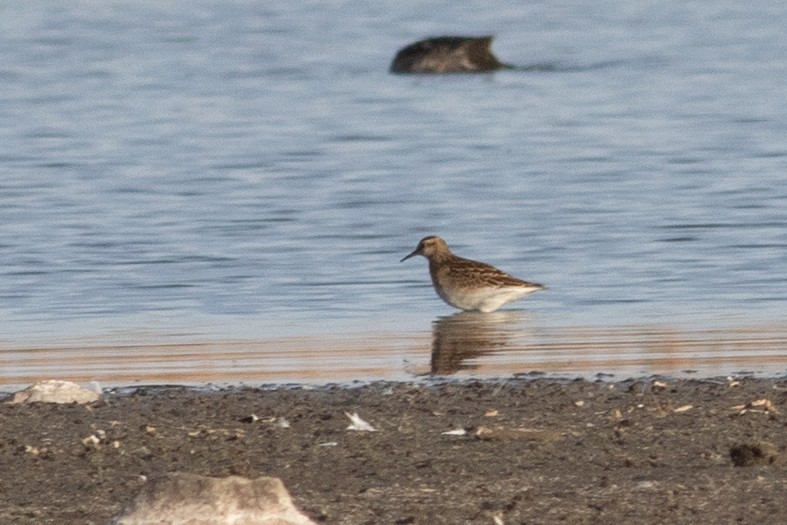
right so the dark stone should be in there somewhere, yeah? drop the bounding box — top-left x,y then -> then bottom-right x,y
390,36 -> 511,74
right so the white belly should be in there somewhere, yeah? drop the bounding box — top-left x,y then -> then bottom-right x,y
436,285 -> 539,312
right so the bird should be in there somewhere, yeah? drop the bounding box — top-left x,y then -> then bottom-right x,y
389,36 -> 511,74
400,236 -> 545,312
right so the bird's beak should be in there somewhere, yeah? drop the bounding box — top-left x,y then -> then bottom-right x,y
400,249 -> 419,262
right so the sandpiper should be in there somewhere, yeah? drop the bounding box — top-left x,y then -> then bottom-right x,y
401,236 -> 545,312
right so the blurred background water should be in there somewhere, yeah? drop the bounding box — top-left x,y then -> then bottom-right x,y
1,1 -> 785,387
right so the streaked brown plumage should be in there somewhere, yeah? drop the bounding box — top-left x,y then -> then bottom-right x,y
401,236 -> 545,312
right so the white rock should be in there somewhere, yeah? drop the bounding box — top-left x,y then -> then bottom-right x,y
8,380 -> 102,404
112,472 -> 317,525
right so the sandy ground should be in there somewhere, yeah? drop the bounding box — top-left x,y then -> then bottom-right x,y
1,376 -> 785,524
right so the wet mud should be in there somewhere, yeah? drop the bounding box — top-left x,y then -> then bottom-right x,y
1,377 -> 785,524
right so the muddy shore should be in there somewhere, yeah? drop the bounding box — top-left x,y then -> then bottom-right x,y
1,376 -> 785,524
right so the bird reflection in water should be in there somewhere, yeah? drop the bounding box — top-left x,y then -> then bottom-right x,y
430,311 -> 526,375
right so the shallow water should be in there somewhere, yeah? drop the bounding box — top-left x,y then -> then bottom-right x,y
1,1 -> 786,388
2,314 -> 787,389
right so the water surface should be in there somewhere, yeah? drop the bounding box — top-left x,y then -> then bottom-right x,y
1,1 -> 785,388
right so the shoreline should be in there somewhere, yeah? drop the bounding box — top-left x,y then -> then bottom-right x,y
2,376 -> 785,524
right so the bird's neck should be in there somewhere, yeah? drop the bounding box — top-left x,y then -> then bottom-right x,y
428,251 -> 455,267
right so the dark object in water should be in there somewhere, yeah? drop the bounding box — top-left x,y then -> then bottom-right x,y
390,36 -> 511,74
